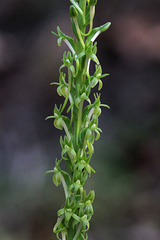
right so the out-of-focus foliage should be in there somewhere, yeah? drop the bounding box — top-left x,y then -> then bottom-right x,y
0,0 -> 160,239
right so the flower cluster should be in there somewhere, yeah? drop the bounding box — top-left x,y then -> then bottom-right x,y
45,0 -> 111,239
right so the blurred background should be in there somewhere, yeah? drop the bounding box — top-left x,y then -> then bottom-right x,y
0,0 -> 160,239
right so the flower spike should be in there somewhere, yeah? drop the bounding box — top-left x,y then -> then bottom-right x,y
45,1 -> 111,239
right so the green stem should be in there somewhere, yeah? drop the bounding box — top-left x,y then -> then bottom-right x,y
73,98 -> 84,152
76,100 -> 84,146
62,232 -> 66,240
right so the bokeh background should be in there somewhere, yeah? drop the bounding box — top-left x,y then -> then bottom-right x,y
0,0 -> 160,239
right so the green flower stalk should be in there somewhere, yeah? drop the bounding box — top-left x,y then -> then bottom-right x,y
45,1 -> 111,239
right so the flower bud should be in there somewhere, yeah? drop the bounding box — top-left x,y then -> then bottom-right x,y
54,118 -> 63,130
94,106 -> 101,116
70,5 -> 78,19
60,86 -> 67,97
86,164 -> 91,176
53,172 -> 61,186
85,190 -> 95,203
85,203 -> 93,215
91,123 -> 97,131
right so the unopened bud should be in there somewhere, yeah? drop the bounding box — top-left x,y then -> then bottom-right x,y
94,106 -> 101,116
54,118 -> 63,130
53,172 -> 61,186
70,5 -> 78,18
